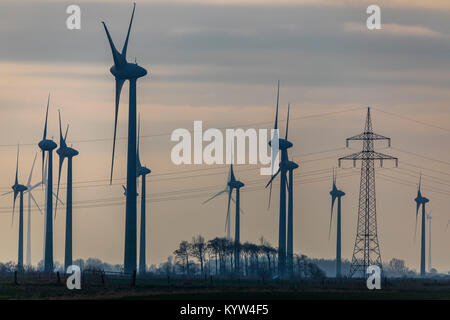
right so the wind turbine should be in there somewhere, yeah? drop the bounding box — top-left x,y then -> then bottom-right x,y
38,95 -> 57,272
203,163 -> 244,273
284,104 -> 299,278
55,110 -> 79,271
265,81 -> 292,278
329,168 -> 345,278
414,176 -> 429,277
102,2 -> 148,274
426,211 -> 432,273
1,146 -> 27,270
136,115 -> 151,274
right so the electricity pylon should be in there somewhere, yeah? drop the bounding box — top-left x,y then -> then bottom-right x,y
338,107 -> 398,278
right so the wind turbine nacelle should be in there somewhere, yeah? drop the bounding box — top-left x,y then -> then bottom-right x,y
38,139 -> 57,151
228,180 -> 244,189
269,138 -> 292,150
137,166 -> 151,177
13,184 -> 28,193
110,63 -> 147,80
285,161 -> 299,170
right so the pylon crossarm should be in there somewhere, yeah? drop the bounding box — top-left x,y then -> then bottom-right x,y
338,151 -> 398,167
346,132 -> 391,147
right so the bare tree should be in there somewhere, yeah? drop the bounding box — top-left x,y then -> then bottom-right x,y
174,241 -> 191,275
190,235 -> 207,275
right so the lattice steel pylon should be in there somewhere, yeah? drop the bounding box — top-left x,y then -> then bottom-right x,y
338,107 -> 398,278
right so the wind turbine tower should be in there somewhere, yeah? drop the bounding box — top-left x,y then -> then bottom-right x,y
339,107 -> 398,278
329,169 -> 345,278
414,176 -> 429,277
38,95 -> 58,272
55,111 -> 79,271
136,115 -> 151,274
102,3 -> 148,274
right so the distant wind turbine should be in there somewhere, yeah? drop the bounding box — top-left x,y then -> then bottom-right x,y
37,95 -> 57,272
414,175 -> 429,277
204,163 -> 244,273
102,2 -> 147,274
203,165 -> 243,241
329,168 -> 345,278
265,81 -> 293,278
136,115 -> 151,274
1,146 -> 27,270
55,110 -> 79,271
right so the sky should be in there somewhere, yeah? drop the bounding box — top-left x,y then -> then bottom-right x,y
0,0 -> 449,273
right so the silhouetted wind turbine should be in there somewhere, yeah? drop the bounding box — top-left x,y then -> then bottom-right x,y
38,95 -> 57,272
55,110 -> 79,271
1,146 -> 28,270
329,168 -> 345,278
414,175 -> 429,277
203,164 -> 242,241
102,2 -> 147,274
136,115 -> 151,274
265,81 -> 292,278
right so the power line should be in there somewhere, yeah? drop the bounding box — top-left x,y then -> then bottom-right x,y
372,107 -> 450,135
0,107 -> 364,148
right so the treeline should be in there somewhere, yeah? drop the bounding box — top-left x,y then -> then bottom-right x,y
155,235 -> 326,279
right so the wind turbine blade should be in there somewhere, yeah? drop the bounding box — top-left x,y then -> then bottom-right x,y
64,125 -> 69,141
101,22 -> 123,67
1,190 -> 13,196
225,189 -> 232,232
41,150 -> 45,188
58,110 -> 63,147
15,145 -> 19,186
265,168 -> 281,189
27,152 -> 38,186
267,183 -> 273,209
285,103 -> 290,140
55,154 -> 64,218
43,94 -> 50,140
414,203 -> 420,242
12,191 -> 18,227
137,113 -> 142,170
29,181 -> 43,190
52,191 -> 64,205
29,193 -> 43,215
274,80 -> 279,130
329,195 -> 336,240
203,189 -> 227,204
122,2 -> 136,58
110,78 -> 125,184
230,196 -> 244,214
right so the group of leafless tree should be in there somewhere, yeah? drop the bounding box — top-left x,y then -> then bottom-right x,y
162,235 -> 326,279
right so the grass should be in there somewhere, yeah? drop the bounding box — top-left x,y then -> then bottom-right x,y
0,276 -> 449,300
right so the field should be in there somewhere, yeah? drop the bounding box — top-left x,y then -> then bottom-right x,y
0,272 -> 448,300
